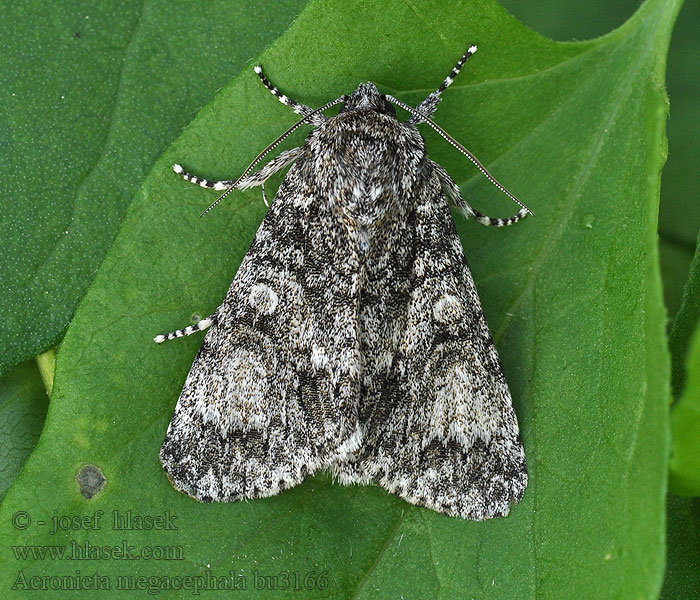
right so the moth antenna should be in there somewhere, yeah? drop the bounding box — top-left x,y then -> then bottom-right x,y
200,95 -> 348,217
386,95 -> 534,217
411,45 -> 478,122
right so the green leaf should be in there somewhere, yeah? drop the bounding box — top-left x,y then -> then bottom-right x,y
669,233 -> 700,396
0,0 -> 678,598
669,321 -> 700,495
0,0 -> 307,376
660,495 -> 700,599
0,361 -> 49,499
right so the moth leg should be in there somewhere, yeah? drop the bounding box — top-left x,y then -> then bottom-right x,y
410,45 -> 478,123
236,146 -> 304,190
173,147 -> 303,207
253,66 -> 325,126
432,160 -> 528,227
172,164 -> 233,191
154,314 -> 215,344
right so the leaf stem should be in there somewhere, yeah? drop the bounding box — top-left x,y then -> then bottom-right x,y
35,348 -> 57,397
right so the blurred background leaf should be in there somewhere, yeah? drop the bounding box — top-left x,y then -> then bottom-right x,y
0,361 -> 48,499
0,0 -> 678,598
669,321 -> 700,495
669,235 -> 700,396
660,495 -> 700,600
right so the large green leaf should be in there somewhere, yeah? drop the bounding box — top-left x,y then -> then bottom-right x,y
0,0 -> 677,598
0,0 -> 307,376
494,2 -> 700,595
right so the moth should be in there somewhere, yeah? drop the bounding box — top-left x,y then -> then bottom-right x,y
156,46 -> 530,520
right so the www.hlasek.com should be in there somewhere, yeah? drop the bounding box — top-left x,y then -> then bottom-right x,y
12,539 -> 183,561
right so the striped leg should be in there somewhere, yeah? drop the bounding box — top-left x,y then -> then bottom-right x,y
173,147 -> 303,206
154,314 -> 215,344
433,161 -> 528,227
253,66 -> 325,126
410,45 -> 478,123
172,164 -> 233,191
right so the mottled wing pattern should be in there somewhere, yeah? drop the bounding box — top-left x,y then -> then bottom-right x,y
334,168 -> 527,520
160,161 -> 364,501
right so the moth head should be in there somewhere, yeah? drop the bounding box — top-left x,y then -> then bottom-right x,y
338,82 -> 396,117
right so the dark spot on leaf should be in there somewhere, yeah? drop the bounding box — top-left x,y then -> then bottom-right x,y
77,465 -> 106,499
